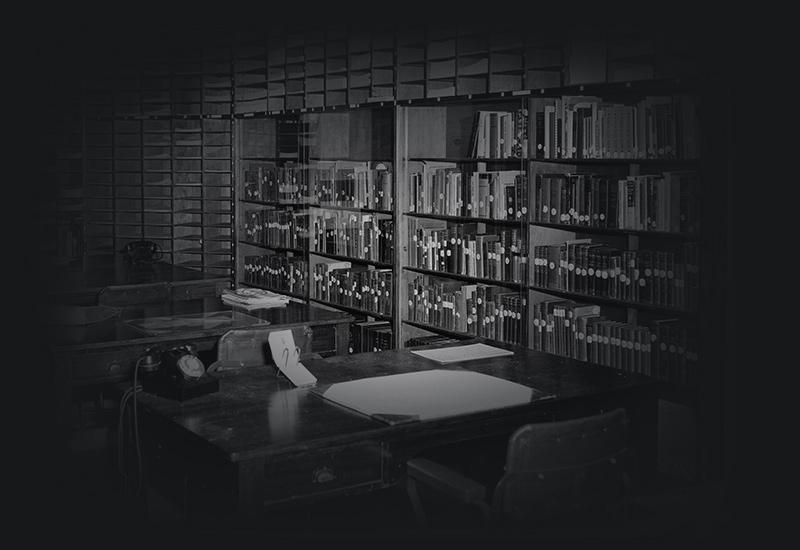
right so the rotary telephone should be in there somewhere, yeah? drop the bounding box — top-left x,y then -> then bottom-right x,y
121,240 -> 163,264
139,344 -> 218,401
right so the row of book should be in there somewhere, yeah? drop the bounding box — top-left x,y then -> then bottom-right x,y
531,94 -> 700,160
408,219 -> 527,284
242,254 -> 308,297
243,209 -> 309,250
243,162 -> 313,204
469,109 -> 529,159
531,299 -> 697,386
406,274 -> 527,346
310,161 -> 394,211
243,161 -> 394,211
533,171 -> 699,234
531,240 -> 699,311
311,258 -> 393,316
310,210 -> 394,264
408,164 -> 528,221
350,320 -> 393,354
404,334 -> 463,348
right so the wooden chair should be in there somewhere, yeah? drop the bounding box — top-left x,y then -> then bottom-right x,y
405,408 -> 634,535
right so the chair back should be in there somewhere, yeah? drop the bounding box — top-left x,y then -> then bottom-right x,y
492,408 -> 631,523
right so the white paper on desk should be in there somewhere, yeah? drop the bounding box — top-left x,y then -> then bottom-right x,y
267,329 -> 317,388
410,343 -> 514,364
322,369 -> 533,422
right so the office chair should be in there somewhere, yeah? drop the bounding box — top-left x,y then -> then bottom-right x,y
405,408 -> 634,535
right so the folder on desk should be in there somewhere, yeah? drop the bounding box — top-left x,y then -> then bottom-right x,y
319,369 -> 534,425
410,343 -> 514,364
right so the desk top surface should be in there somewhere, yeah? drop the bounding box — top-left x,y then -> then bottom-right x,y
49,255 -> 227,296
48,298 -> 353,350
137,341 -> 658,463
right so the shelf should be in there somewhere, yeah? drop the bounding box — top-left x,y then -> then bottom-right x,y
529,221 -> 698,240
309,251 -> 393,269
405,212 -> 526,225
529,157 -> 700,165
404,266 -> 524,290
409,157 -> 527,163
238,240 -> 306,254
402,319 -> 474,341
308,298 -> 392,321
528,285 -> 696,316
240,199 -> 318,207
309,203 -> 392,215
239,281 -> 307,301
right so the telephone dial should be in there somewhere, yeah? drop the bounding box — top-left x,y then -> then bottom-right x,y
139,344 -> 219,401
121,240 -> 163,264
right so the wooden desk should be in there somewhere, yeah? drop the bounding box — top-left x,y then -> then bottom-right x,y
49,298 -> 354,458
48,254 -> 229,306
136,342 -> 659,521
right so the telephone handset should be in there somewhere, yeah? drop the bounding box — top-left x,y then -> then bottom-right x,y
121,240 -> 163,264
140,344 -> 219,401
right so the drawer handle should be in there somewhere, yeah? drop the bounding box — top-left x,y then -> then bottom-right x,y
312,466 -> 336,484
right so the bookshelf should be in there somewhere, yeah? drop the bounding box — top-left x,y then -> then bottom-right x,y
303,106 -> 397,354
526,80 -> 702,404
235,114 -> 310,301
396,98 -> 530,350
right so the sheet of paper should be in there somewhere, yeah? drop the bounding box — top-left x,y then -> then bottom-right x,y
321,369 -> 533,422
410,343 -> 514,364
267,329 -> 317,388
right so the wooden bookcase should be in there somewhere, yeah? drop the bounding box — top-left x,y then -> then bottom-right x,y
235,105 -> 397,354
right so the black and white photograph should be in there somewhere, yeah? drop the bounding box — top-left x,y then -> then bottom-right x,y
14,3 -> 752,546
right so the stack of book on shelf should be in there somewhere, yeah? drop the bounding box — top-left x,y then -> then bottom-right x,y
408,218 -> 527,283
407,274 -> 526,346
533,171 -> 699,234
244,162 -> 312,204
243,255 -> 307,296
469,109 -> 528,159
531,239 -> 698,311
350,319 -> 393,354
531,298 -> 697,387
221,287 -> 291,310
409,163 -> 528,221
530,94 -> 700,160
309,161 -> 393,210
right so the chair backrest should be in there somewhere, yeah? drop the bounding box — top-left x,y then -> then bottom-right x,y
492,408 -> 631,523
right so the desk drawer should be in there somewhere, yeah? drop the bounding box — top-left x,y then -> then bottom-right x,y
70,347 -> 148,383
262,442 -> 383,504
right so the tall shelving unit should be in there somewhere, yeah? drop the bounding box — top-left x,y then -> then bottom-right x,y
396,98 -> 530,349
303,106 -> 397,353
235,113 -> 310,302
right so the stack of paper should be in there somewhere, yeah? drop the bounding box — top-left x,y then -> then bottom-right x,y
221,287 -> 291,310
